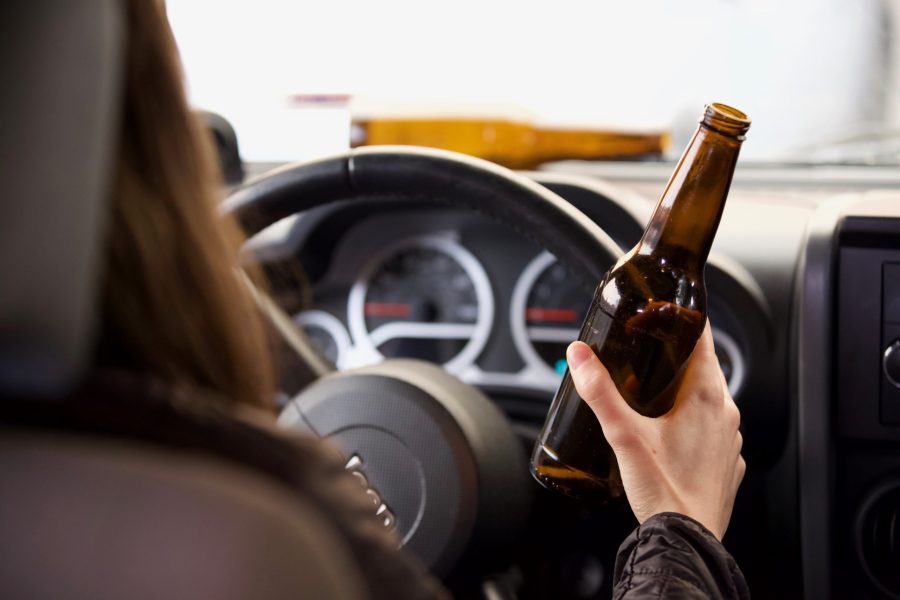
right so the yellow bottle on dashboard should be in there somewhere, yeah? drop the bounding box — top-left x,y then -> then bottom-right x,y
351,117 -> 668,169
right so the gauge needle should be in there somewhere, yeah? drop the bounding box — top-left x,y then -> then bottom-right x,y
365,302 -> 413,318
526,308 -> 578,323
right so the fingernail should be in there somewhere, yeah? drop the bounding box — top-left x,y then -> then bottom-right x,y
567,342 -> 592,371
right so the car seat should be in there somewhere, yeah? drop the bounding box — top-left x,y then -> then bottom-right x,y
0,3 -> 365,598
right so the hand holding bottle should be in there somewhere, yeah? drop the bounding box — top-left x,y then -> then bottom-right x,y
566,322 -> 745,540
530,103 -> 749,503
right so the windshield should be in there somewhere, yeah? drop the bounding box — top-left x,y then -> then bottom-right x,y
168,0 -> 897,165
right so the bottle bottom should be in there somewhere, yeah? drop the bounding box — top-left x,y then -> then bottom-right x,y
530,443 -> 624,505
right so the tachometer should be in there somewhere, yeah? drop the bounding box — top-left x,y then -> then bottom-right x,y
346,235 -> 494,374
511,251 -> 747,397
511,252 -> 587,378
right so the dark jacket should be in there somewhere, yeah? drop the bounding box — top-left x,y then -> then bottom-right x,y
5,372 -> 748,600
614,512 -> 750,599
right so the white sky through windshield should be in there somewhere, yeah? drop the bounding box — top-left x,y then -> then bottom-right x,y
168,0 -> 892,163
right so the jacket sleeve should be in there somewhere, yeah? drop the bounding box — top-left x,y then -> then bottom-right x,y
612,512 -> 750,599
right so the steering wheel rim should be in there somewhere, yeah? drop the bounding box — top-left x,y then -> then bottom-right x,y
223,146 -> 625,577
224,145 -> 622,292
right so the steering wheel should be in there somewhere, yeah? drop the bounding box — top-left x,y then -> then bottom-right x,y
223,146 -> 622,578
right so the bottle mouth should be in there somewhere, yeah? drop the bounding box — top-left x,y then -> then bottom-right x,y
700,103 -> 751,139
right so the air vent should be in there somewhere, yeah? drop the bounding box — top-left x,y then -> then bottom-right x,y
857,482 -> 900,598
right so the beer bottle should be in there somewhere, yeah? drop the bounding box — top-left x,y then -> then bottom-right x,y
351,116 -> 668,169
530,103 -> 750,503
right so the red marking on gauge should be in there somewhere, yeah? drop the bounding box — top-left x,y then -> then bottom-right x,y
526,308 -> 578,323
365,303 -> 412,318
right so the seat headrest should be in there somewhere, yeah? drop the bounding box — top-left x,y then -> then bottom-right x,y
0,1 -> 123,396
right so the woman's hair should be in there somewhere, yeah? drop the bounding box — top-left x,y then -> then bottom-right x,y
97,0 -> 274,408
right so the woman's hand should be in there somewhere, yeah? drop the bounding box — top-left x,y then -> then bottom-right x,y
566,322 -> 745,540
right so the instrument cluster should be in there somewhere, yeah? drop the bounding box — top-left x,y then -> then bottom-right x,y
252,182 -> 754,403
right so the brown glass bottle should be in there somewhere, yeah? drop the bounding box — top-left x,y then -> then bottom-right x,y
351,117 -> 668,169
530,103 -> 750,504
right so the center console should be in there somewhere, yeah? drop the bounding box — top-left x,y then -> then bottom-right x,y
797,193 -> 900,599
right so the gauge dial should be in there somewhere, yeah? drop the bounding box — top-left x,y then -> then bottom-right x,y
511,251 -> 746,397
511,252 -> 587,378
347,236 -> 494,374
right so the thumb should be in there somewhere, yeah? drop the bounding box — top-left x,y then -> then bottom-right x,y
567,342 -> 638,447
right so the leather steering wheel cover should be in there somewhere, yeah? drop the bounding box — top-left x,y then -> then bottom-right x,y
223,146 -> 622,289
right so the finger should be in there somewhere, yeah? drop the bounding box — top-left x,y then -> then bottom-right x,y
695,320 -> 717,361
567,342 -> 638,445
680,321 -> 727,405
726,396 -> 742,432
734,455 -> 747,491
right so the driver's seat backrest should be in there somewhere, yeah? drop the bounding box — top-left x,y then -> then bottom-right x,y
0,430 -> 364,600
0,2 -> 365,597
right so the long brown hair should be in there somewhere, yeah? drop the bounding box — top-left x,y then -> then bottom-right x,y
97,0 -> 274,408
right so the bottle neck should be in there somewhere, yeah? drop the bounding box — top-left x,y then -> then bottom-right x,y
636,125 -> 742,268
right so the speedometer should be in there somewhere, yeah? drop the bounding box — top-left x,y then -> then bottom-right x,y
346,235 -> 494,374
